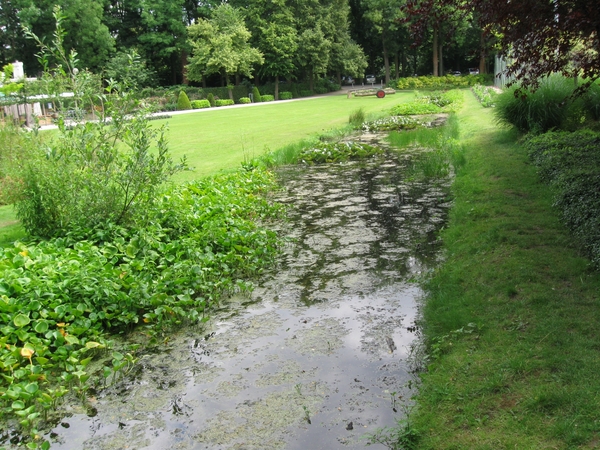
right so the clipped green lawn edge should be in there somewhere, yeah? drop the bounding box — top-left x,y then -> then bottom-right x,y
409,92 -> 600,448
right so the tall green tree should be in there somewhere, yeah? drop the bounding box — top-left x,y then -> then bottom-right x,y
138,0 -> 187,85
186,4 -> 264,98
239,0 -> 298,99
1,0 -> 113,74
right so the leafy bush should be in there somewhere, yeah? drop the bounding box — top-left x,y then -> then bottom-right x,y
177,90 -> 192,110
300,90 -> 312,97
298,142 -> 385,164
10,103 -> 186,238
525,130 -> 600,266
280,91 -> 293,100
238,97 -> 251,104
215,99 -> 235,107
261,94 -> 274,102
0,167 -> 283,438
191,99 -> 211,109
252,86 -> 262,102
207,93 -> 216,107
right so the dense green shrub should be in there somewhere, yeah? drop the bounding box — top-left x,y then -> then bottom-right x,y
215,99 -> 235,107
238,97 -> 251,104
525,130 -> 600,267
10,104 -> 185,238
207,92 -> 216,107
261,94 -> 274,102
582,81 -> 600,121
494,75 -> 600,133
280,91 -> 293,100
176,90 -> 192,110
300,90 -> 312,97
191,99 -> 211,109
252,86 -> 262,102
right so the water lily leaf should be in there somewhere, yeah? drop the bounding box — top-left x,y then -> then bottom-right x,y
13,314 -> 31,327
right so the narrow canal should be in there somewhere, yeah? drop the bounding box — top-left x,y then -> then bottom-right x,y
46,140 -> 452,449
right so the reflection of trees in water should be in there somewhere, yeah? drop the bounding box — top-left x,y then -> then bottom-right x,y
274,152 -> 451,305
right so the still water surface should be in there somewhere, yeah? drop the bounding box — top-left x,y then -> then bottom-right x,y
46,142 -> 451,449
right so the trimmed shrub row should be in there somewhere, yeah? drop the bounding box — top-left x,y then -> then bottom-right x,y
396,74 -> 491,90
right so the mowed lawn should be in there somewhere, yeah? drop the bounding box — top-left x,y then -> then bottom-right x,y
156,90 -> 413,181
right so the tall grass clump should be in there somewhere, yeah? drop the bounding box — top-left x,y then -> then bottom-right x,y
349,108 -> 366,127
494,75 -> 600,133
388,113 -> 460,148
388,114 -> 465,178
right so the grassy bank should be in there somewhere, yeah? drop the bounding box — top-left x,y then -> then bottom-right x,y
409,93 -> 600,447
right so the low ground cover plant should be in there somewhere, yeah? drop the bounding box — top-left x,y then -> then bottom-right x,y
525,130 -> 600,266
0,167 -> 283,443
361,116 -> 420,132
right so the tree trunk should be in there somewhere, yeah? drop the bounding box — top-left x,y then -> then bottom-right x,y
275,75 -> 280,100
383,36 -> 390,85
181,50 -> 188,85
309,70 -> 314,92
479,32 -> 487,74
439,37 -> 444,75
433,26 -> 439,76
394,52 -> 399,79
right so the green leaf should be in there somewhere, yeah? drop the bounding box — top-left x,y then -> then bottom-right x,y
11,400 -> 25,410
34,320 -> 49,333
85,341 -> 104,349
13,314 -> 31,327
64,335 -> 80,345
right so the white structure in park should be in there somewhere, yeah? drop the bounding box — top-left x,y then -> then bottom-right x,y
1,60 -> 55,127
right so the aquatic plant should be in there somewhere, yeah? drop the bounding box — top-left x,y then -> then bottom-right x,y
298,142 -> 385,164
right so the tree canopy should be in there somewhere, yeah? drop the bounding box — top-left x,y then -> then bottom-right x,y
406,0 -> 600,89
